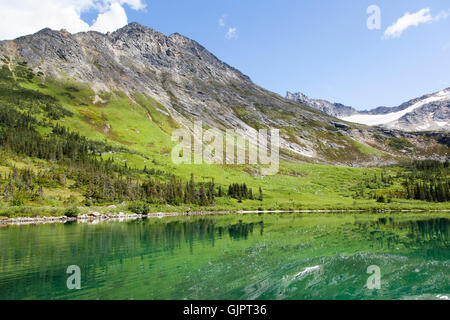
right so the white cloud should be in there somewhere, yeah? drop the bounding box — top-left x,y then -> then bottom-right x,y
435,9 -> 450,20
225,27 -> 238,40
218,14 -> 227,27
91,2 -> 128,33
218,14 -> 238,40
0,0 -> 146,40
384,8 -> 450,39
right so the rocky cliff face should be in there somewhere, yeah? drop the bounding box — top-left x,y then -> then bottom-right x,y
286,91 -> 358,118
287,89 -> 450,132
0,23 -> 448,165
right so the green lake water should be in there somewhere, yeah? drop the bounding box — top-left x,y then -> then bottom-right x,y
0,212 -> 449,300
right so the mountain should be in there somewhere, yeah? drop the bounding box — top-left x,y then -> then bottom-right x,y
0,22 -> 448,167
286,89 -> 450,132
343,89 -> 450,132
285,92 -> 358,118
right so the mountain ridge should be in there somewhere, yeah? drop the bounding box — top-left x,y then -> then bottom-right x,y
286,88 -> 450,132
1,23 -> 448,166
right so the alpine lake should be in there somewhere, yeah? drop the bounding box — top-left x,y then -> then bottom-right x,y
0,212 -> 448,300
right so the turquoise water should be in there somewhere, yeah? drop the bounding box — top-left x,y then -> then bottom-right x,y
0,213 -> 448,300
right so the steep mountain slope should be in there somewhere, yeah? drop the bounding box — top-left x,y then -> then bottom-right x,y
286,89 -> 450,132
0,22 -> 448,167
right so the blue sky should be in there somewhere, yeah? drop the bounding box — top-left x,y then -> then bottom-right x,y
2,0 -> 450,109
124,0 -> 450,109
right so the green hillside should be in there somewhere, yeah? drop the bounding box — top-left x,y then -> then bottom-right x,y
0,63 -> 448,218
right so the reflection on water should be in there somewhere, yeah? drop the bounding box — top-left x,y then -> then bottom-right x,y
0,213 -> 448,300
356,217 -> 449,255
227,221 -> 264,240
372,217 -> 448,242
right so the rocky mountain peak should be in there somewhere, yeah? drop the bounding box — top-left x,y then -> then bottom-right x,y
0,24 -> 448,165
287,88 -> 450,132
286,91 -> 358,118
121,21 -> 150,31
112,22 -> 166,40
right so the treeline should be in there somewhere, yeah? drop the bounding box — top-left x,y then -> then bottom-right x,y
407,160 -> 449,172
402,160 -> 449,203
83,174 -> 217,206
0,101 -> 261,206
0,159 -> 261,208
0,100 -> 263,207
404,181 -> 448,202
0,66 -> 265,208
0,65 -> 73,121
228,183 -> 263,202
352,161 -> 449,203
353,171 -> 395,200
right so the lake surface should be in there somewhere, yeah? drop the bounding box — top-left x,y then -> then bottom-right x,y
0,213 -> 449,300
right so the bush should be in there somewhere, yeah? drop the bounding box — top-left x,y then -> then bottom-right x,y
64,195 -> 78,205
10,192 -> 25,206
387,138 -> 415,151
128,201 -> 150,214
64,206 -> 80,217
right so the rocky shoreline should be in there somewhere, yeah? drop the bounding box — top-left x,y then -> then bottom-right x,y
1,209 -> 449,226
0,212 -> 147,226
0,211 -> 241,226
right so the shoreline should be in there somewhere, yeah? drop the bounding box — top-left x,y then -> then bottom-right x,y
1,209 -> 449,226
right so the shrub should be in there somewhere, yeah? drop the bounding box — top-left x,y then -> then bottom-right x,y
128,201 -> 150,214
64,206 -> 80,217
10,192 -> 25,206
387,138 -> 415,151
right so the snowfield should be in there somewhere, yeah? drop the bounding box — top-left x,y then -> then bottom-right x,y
341,89 -> 450,126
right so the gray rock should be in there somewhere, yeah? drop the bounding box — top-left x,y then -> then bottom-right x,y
0,22 -> 447,166
286,89 -> 449,132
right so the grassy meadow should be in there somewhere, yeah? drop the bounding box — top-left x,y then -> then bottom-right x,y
0,68 -> 448,218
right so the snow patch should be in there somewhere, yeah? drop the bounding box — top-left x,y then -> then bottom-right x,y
341,91 -> 449,126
